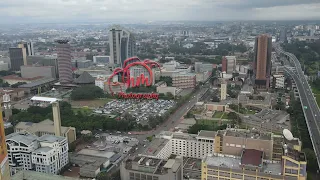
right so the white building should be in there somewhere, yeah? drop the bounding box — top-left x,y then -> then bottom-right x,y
6,132 -> 69,176
0,61 -> 9,71
95,78 -> 108,90
129,66 -> 155,85
221,83 -> 227,100
142,131 -> 215,160
272,74 -> 285,89
109,25 -> 136,65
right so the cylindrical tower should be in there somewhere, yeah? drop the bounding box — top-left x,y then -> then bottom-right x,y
56,40 -> 73,84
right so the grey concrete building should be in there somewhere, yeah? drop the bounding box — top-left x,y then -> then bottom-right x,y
9,48 -> 24,71
27,56 -> 59,78
21,65 -> 56,79
120,155 -> 183,180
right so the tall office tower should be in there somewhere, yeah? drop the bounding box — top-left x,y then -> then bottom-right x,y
220,83 -> 227,100
221,56 -> 236,74
0,107 -> 10,180
109,25 -> 136,66
279,28 -> 287,42
18,41 -> 34,56
52,102 -> 62,137
56,40 -> 73,84
253,34 -> 272,90
9,47 -> 25,71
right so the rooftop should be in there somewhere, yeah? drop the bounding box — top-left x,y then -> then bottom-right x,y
38,134 -> 66,143
6,132 -> 38,145
241,149 -> 264,167
33,147 -> 53,153
224,129 -> 272,141
144,138 -> 169,156
19,78 -> 57,88
198,130 -> 216,139
15,119 -> 71,135
1,74 -> 44,81
11,170 -> 78,180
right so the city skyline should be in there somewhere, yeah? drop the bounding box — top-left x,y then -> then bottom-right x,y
0,0 -> 320,24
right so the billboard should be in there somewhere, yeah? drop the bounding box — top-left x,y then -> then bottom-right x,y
107,57 -> 161,100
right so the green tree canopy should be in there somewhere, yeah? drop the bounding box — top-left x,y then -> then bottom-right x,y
71,85 -> 105,100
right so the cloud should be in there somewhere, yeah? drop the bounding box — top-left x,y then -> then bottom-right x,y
0,0 -> 319,23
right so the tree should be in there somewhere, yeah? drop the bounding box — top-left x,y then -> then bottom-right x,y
166,92 -> 174,99
71,85 -> 105,100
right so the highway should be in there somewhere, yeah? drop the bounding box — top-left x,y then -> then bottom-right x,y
274,43 -> 320,168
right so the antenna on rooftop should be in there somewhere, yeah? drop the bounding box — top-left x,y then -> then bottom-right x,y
283,129 -> 293,141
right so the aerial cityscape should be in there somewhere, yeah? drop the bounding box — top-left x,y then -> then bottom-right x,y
0,1 -> 320,180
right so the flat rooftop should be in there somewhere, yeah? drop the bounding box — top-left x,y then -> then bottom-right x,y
198,130 -> 216,139
204,154 -> 282,176
225,129 -> 272,141
241,149 -> 263,167
144,138 -> 169,156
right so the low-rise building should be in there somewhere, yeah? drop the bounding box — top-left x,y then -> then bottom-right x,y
1,75 -> 44,85
12,170 -> 78,180
142,131 -> 216,160
172,73 -> 196,89
272,74 -> 285,89
6,132 -> 69,175
14,119 -> 76,144
0,61 -> 9,71
20,65 -> 56,79
201,147 -> 307,180
120,155 -> 183,180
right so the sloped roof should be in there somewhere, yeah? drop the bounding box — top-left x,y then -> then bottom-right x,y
74,71 -> 95,84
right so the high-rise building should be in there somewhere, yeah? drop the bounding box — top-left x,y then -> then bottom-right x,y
253,34 -> 272,90
9,48 -> 25,71
222,56 -> 236,74
109,25 -> 136,66
0,107 -> 10,180
56,40 -> 73,84
18,41 -> 34,56
279,28 -> 287,42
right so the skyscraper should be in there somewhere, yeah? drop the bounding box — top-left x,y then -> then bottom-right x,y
253,34 -> 272,90
18,41 -> 34,56
56,40 -> 73,84
0,107 -> 10,180
222,56 -> 236,74
279,28 -> 287,43
109,25 -> 136,66
9,48 -> 25,71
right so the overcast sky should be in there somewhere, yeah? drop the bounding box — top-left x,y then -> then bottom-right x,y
1,0 -> 320,23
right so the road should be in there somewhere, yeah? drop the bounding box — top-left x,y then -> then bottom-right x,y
274,43 -> 320,168
133,87 -> 209,155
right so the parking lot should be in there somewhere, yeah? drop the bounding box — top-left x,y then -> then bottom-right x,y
94,99 -> 176,125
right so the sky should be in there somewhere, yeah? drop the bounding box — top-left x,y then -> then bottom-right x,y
0,0 -> 320,23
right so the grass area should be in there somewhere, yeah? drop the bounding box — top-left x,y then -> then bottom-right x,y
70,98 -> 113,108
198,119 -> 220,126
72,108 -> 92,115
221,113 -> 229,119
212,111 -> 224,118
311,87 -> 320,107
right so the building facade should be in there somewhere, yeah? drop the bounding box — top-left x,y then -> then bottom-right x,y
272,74 -> 285,89
172,73 -> 196,89
27,56 -> 58,78
18,41 -> 34,56
109,26 -> 136,65
21,65 -> 56,79
6,132 -> 69,175
253,34 -> 272,90
56,40 -> 73,84
0,107 -> 10,180
220,83 -> 227,100
93,56 -> 110,64
222,56 -> 236,74
142,131 -> 216,160
9,48 -> 24,71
